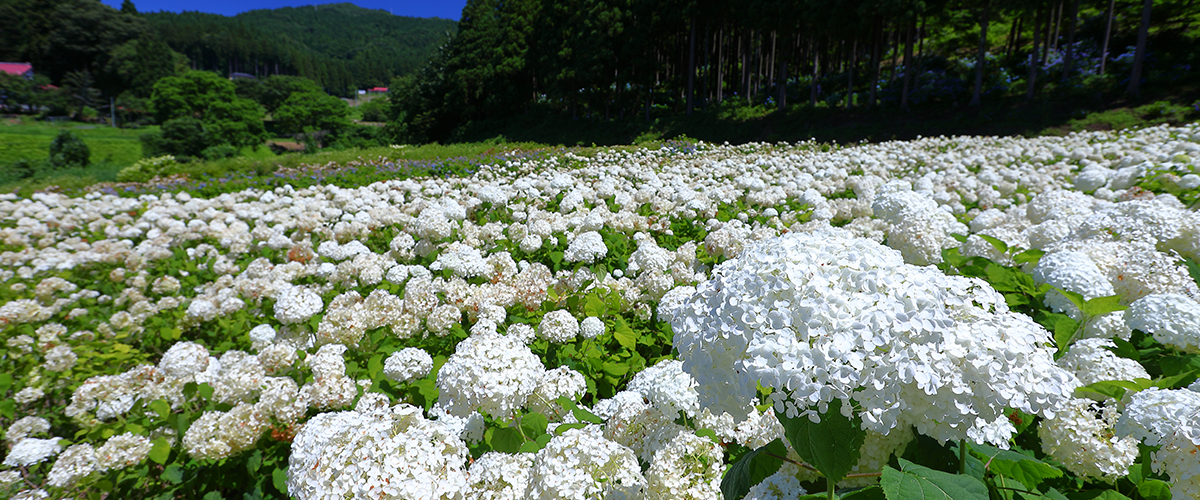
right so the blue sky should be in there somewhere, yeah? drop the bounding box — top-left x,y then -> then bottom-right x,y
99,0 -> 466,20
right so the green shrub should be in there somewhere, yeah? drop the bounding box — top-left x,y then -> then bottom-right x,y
141,117 -> 216,158
7,158 -> 44,179
116,155 -> 177,183
201,144 -> 238,161
48,130 -> 90,168
358,98 -> 389,123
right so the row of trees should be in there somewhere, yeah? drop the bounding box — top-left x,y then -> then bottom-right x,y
388,0 -> 1199,143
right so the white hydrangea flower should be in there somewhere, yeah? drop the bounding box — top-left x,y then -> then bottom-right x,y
1115,388 -> 1200,498
288,404 -> 469,500
437,331 -> 545,418
1039,398 -> 1139,480
257,377 -> 307,424
1126,294 -> 1200,352
158,341 -> 210,382
426,304 -> 462,336
248,324 -> 277,344
383,347 -> 434,383
526,366 -> 587,420
538,310 -> 579,343
527,426 -> 646,500
626,359 -> 700,419
13,387 -> 44,405
256,343 -> 298,375
1031,250 -> 1116,319
467,452 -> 534,500
1057,338 -> 1150,389
43,345 -> 77,372
645,431 -> 724,500
564,231 -> 608,263
182,404 -> 270,461
95,432 -> 152,471
506,323 -> 536,345
670,227 -> 1078,447
431,242 -> 490,278
4,437 -> 63,467
47,443 -> 97,488
742,463 -> 808,500
580,316 -> 605,339
274,285 -> 324,325
6,416 -> 50,443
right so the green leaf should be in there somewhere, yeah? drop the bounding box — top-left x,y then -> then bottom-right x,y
553,422 -> 588,435
880,458 -> 989,500
149,399 -> 171,420
272,465 -> 288,494
1137,479 -> 1173,500
1053,288 -> 1088,314
148,437 -> 171,464
0,373 -> 11,394
1080,295 -> 1127,317
519,440 -> 544,453
1074,379 -> 1151,400
0,399 -> 15,419
162,464 -> 184,485
203,492 -> 224,500
777,398 -> 866,485
977,234 -> 1008,254
246,449 -> 263,473
490,426 -> 524,453
197,383 -> 214,400
520,412 -> 549,437
984,265 -> 1021,293
950,233 -> 970,243
1013,249 -> 1045,266
720,439 -> 787,500
1184,257 -> 1200,289
841,486 -> 886,500
612,317 -> 637,350
1108,337 -> 1141,361
967,443 -> 1061,491
1070,491 -> 1132,500
601,361 -> 629,378
584,294 -> 606,317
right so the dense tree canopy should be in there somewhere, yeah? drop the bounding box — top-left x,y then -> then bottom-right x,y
389,0 -> 1200,143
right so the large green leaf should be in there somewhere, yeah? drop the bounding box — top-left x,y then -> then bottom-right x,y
612,317 -> 637,350
721,439 -> 787,500
1080,295 -> 1127,317
778,398 -> 866,485
881,459 -> 988,500
1137,479 -> 1173,500
967,443 -> 1061,491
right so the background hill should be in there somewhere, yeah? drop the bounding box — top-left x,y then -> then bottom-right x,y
145,3 -> 457,94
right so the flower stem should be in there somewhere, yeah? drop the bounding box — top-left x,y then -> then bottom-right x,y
959,439 -> 968,475
827,479 -> 836,500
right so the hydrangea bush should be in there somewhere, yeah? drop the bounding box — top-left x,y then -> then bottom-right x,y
1,124 -> 1199,499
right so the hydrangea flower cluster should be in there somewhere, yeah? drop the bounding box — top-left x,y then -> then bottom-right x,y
669,226 -> 1079,446
2,124 -> 1200,498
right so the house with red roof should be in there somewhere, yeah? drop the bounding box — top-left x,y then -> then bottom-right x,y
368,87 -> 388,93
0,62 -> 34,80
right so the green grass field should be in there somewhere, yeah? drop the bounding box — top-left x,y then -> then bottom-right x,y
0,117 -> 153,166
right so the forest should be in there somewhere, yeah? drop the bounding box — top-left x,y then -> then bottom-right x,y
387,0 -> 1200,143
0,0 -> 455,103
144,4 -> 457,94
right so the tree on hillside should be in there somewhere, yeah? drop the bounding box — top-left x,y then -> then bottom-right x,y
150,70 -> 239,122
273,91 -> 351,137
258,75 -> 324,114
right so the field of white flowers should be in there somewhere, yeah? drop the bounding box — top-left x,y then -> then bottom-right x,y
1,125 -> 1199,500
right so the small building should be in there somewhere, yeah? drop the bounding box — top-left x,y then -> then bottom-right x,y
367,87 -> 388,93
0,62 -> 34,80
230,72 -> 256,80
